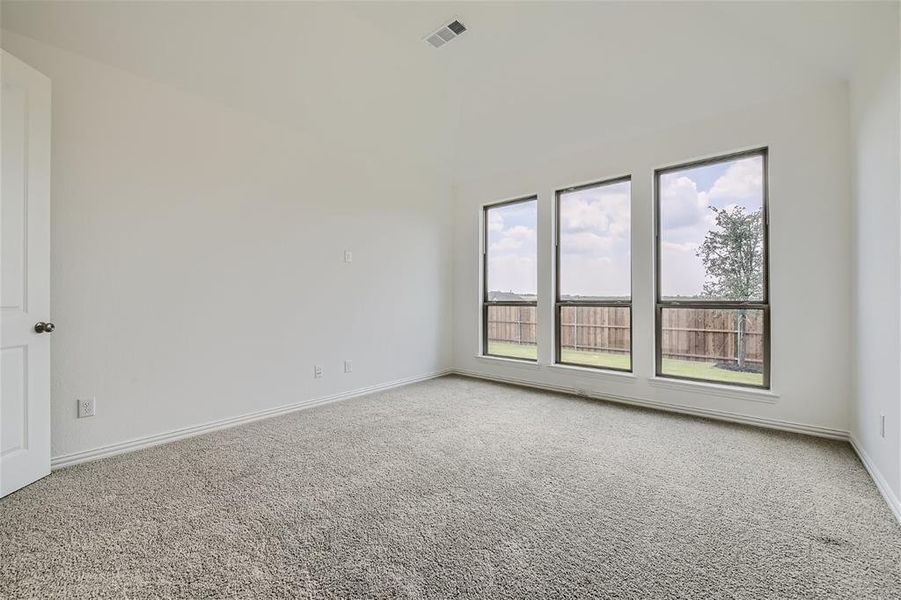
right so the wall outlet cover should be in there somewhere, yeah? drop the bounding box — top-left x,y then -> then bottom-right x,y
78,397 -> 96,418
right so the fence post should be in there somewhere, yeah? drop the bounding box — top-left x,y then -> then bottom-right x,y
737,309 -> 747,370
573,308 -> 578,351
517,307 -> 522,345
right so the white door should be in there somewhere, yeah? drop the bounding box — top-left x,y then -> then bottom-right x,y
1,51 -> 52,498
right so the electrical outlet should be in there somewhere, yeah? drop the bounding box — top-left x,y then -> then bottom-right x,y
313,365 -> 323,378
344,360 -> 353,373
880,414 -> 886,438
77,397 -> 96,418
343,250 -> 353,264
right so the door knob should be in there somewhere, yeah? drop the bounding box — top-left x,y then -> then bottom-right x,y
34,322 -> 55,334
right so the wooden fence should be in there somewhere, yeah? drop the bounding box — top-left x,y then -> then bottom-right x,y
486,306 -> 537,346
559,306 -> 630,355
487,305 -> 763,365
660,308 -> 763,365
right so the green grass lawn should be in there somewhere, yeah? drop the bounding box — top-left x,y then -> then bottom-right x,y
561,348 -> 630,371
660,357 -> 762,386
486,341 -> 762,386
487,341 -> 538,360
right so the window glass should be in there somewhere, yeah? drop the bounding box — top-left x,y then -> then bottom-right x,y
660,307 -> 764,387
559,180 -> 631,301
559,306 -> 630,370
659,155 -> 764,302
486,199 -> 538,302
484,198 -> 538,361
486,305 -> 538,360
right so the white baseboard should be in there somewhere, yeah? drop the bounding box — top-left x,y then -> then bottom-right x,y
51,369 -> 451,470
452,369 -> 849,440
849,435 -> 901,525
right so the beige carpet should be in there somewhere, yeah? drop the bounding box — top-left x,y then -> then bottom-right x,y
1,375 -> 899,599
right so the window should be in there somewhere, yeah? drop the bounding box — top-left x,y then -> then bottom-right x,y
483,197 -> 538,360
556,177 -> 631,371
655,149 -> 769,388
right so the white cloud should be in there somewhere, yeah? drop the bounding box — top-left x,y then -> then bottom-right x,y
560,189 -> 630,240
561,230 -> 616,255
707,156 -> 763,207
659,175 -> 710,230
659,176 -> 711,296
489,224 -> 536,253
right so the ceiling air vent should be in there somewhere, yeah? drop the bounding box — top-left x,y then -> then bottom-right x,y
424,19 -> 466,48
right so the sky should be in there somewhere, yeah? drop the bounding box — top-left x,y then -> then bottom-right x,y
485,154 -> 764,299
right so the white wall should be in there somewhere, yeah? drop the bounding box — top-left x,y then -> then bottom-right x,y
453,84 -> 853,436
0,31 -> 454,460
850,4 -> 901,510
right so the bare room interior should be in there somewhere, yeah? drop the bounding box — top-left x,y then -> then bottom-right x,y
1,1 -> 900,598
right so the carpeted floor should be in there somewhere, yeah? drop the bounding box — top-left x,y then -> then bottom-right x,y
1,375 -> 899,599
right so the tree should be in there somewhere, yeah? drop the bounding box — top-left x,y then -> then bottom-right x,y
696,206 -> 763,370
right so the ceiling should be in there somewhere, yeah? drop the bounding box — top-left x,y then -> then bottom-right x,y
1,1 -> 895,183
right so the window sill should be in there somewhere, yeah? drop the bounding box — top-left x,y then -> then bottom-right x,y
474,354 -> 542,369
546,362 -> 637,382
648,376 -> 778,403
